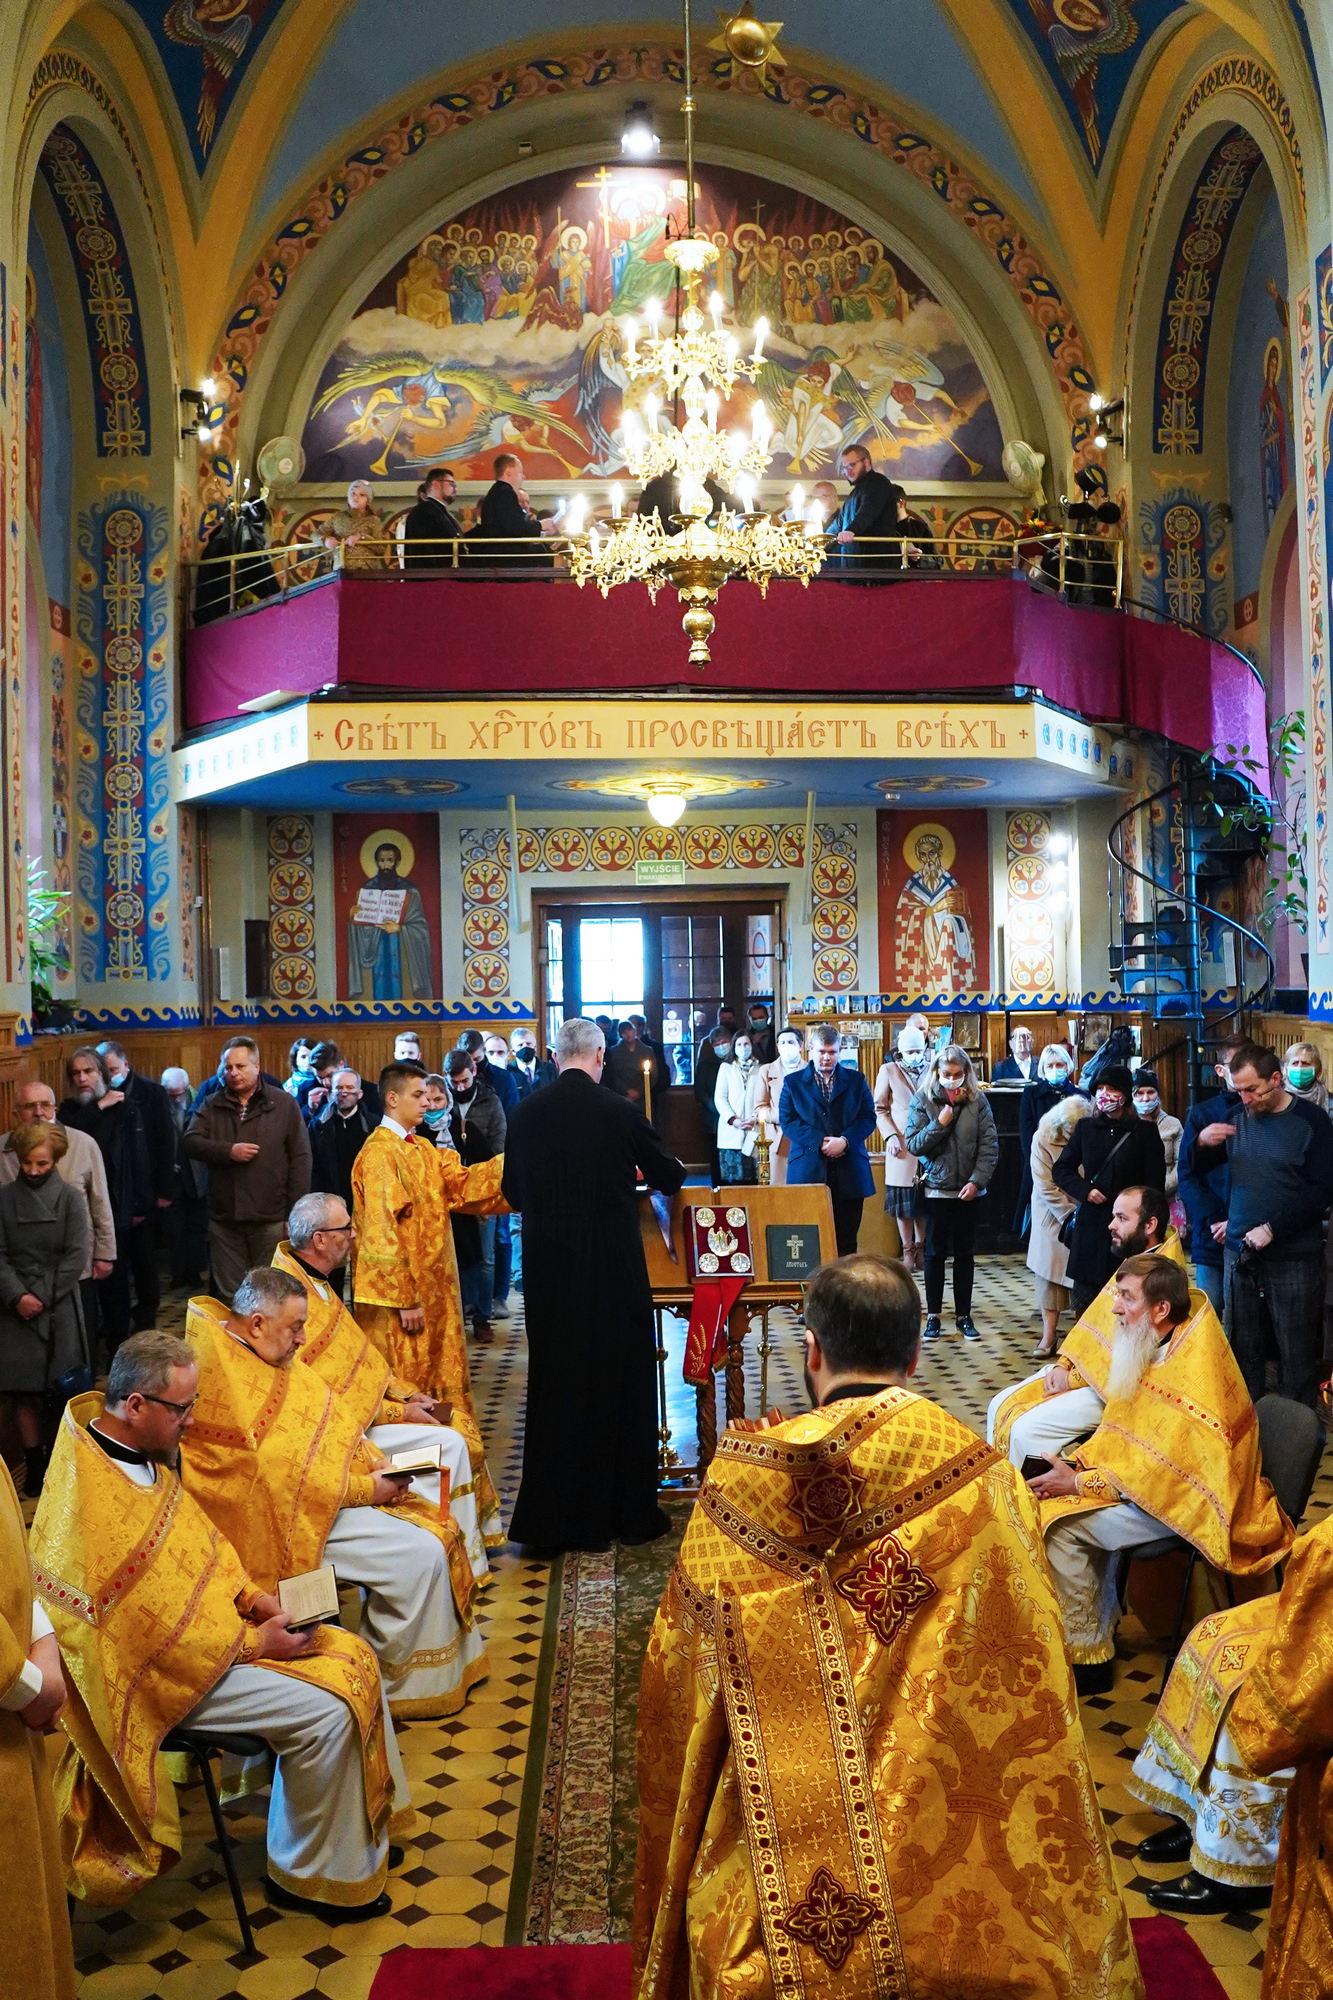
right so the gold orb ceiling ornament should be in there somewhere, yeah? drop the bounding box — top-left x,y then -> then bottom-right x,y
708,2 -> 787,83
558,770 -> 767,804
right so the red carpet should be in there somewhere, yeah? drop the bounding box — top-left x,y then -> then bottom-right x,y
368,1919 -> 1229,1997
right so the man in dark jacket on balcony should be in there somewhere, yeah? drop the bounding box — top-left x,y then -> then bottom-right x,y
402,467 -> 462,571
1052,1065 -> 1166,1316
184,1037 -> 312,1302
827,445 -> 904,576
476,453 -> 552,569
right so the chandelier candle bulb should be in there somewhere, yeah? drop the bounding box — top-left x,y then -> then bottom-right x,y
611,483 -> 623,519
709,291 -> 724,329
624,318 -> 639,364
753,316 -> 768,361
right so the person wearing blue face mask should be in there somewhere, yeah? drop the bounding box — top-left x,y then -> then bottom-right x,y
420,1073 -> 453,1138
1283,1041 -> 1331,1117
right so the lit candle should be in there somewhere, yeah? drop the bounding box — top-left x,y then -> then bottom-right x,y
709,290 -> 724,330
753,315 -> 769,361
738,475 -> 756,513
623,317 -> 639,363
705,388 -> 719,430
645,296 -> 661,329
791,483 -> 804,516
645,392 -> 659,426
589,520 -> 601,555
751,400 -> 770,440
611,482 -> 623,519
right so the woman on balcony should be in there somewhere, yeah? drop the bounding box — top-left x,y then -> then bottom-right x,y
324,479 -> 394,572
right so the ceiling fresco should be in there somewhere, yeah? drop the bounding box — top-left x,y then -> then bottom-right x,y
299,162 -> 1005,486
123,0 -> 287,172
1008,0 -> 1189,169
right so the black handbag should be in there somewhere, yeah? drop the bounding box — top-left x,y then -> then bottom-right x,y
1056,1128 -> 1134,1251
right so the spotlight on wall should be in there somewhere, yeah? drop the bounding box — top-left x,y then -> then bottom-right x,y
180,383 -> 217,443
1089,395 -> 1125,451
646,784 -> 686,826
621,101 -> 660,156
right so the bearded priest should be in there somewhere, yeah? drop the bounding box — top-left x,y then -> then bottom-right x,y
277,1193 -> 501,1574
352,1061 -> 507,1418
30,1333 -> 403,1923
1029,1254 -> 1291,1694
182,1267 -> 486,1720
635,1254 -> 1143,2000
987,1183 -> 1179,1466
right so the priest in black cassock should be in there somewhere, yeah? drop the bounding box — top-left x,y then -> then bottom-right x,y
502,1016 -> 686,1553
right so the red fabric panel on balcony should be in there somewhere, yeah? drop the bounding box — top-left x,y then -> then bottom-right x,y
183,574 -> 1266,784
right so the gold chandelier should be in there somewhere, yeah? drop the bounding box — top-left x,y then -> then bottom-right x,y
565,0 -> 824,665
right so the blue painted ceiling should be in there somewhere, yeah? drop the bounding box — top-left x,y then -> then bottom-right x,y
1006,0 -> 1189,171
122,0 -> 286,173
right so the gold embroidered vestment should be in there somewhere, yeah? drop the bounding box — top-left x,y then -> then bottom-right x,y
633,1388 -> 1142,1999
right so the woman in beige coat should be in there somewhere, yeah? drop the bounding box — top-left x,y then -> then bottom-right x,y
873,1025 -> 928,1270
1028,1093 -> 1095,1357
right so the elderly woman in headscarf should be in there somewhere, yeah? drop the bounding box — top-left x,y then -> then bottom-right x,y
324,479 -> 395,571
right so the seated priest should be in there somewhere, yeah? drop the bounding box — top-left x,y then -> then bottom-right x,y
30,1333 -> 407,1923
1028,1255 -> 1291,1694
183,1268 -> 487,1719
634,1255 -> 1142,2000
352,1061 -> 508,1422
988,1184 -> 1179,1466
277,1192 -> 500,1575
1131,1515 -> 1333,1980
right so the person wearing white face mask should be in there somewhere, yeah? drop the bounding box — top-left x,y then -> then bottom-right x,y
873,1027 -> 928,1270
1014,1040 -> 1082,1237
1131,1069 -> 1182,1195
751,1027 -> 806,1184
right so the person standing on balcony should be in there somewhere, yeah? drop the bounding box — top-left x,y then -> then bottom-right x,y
477,454 -> 553,568
826,444 -> 903,576
323,480 -> 394,572
1192,1042 -> 1333,1412
402,467 -> 462,571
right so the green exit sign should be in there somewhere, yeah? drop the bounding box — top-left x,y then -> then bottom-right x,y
636,858 -> 686,886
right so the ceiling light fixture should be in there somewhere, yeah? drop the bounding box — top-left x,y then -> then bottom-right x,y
646,785 -> 687,826
568,0 -> 823,664
621,101 -> 660,156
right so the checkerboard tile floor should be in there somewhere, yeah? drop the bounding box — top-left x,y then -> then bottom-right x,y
63,1259 -> 1325,1996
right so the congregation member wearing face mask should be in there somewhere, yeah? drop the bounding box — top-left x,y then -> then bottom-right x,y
873,1026 -> 929,1270
1132,1069 -> 1182,1195
750,1027 -> 806,1185
1014,1040 -> 1083,1237
1177,1034 -> 1248,1315
1283,1041 -> 1331,1117
904,1045 -> 999,1341
1051,1065 -> 1166,1318
508,1027 -> 556,1100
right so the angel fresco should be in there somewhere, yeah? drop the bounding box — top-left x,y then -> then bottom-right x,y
299,162 -> 1002,486
1025,0 -> 1139,168
163,0 -> 274,158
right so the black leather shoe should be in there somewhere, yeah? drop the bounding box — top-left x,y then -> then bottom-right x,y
957,1315 -> 981,1341
1073,1661 -> 1115,1696
923,1314 -> 943,1341
1145,1869 -> 1271,1915
265,1877 -> 393,1923
388,1846 -> 404,1869
1136,1818 -> 1191,1863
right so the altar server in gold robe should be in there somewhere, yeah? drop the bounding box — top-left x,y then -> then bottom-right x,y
0,1455 -> 75,1998
1029,1254 -> 1291,1693
634,1254 -> 1142,2000
352,1062 -> 506,1416
987,1184 -> 1181,1464
183,1268 -> 486,1719
30,1333 -> 399,1921
277,1192 -> 502,1571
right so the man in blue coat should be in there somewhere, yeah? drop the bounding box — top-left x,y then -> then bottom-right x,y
1176,1033 -> 1247,1313
778,1023 -> 877,1254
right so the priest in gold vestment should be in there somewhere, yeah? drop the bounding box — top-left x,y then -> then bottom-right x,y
351,1062 -> 507,1418
1028,1255 -> 1291,1692
0,1455 -> 75,1998
279,1193 -> 502,1564
30,1334 -> 403,1922
183,1268 -> 486,1719
634,1255 -> 1142,2000
987,1186 -> 1181,1464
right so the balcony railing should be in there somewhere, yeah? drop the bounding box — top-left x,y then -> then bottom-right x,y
187,527 -> 1129,626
